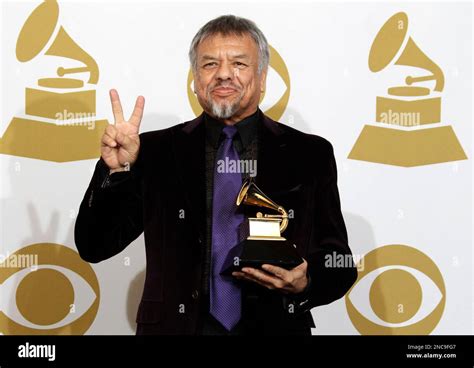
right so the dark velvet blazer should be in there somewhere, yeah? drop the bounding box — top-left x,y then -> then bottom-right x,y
74,112 -> 357,335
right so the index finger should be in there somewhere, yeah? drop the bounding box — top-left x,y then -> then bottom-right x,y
109,89 -> 125,123
129,95 -> 145,128
261,264 -> 290,279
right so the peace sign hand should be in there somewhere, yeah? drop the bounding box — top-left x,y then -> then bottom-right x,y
101,89 -> 145,173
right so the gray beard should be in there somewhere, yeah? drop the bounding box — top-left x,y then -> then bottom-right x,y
206,86 -> 243,119
209,98 -> 240,119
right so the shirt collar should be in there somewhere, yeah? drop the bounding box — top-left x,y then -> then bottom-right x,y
204,108 -> 260,149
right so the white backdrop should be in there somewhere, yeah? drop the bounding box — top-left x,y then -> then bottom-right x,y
0,0 -> 472,335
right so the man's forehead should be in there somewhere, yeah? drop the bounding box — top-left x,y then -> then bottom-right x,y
197,33 -> 257,54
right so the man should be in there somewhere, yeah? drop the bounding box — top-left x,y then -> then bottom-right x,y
75,15 -> 357,335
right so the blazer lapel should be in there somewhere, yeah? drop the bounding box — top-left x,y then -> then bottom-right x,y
171,114 -> 206,241
257,114 -> 309,251
256,114 -> 295,194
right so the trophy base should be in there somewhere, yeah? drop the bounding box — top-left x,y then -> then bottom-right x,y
0,117 -> 108,162
348,124 -> 467,167
221,239 -> 303,275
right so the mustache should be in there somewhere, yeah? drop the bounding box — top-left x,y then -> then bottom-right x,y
208,82 -> 242,93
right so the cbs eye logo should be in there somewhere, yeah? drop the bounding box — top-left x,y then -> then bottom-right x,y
187,45 -> 290,121
0,243 -> 100,335
345,244 -> 445,335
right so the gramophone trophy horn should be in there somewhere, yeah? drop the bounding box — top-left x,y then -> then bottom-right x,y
237,179 -> 289,236
221,179 -> 302,275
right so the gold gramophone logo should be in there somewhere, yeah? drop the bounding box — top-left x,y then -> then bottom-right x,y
187,45 -> 290,121
0,0 -> 108,162
348,12 -> 467,167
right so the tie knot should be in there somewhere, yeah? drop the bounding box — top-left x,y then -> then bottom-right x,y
222,126 -> 238,139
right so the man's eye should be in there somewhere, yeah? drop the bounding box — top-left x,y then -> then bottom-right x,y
234,62 -> 247,68
203,62 -> 217,68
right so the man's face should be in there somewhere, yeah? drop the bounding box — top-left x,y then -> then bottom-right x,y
193,33 -> 267,123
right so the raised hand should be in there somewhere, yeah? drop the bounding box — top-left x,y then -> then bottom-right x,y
101,89 -> 145,173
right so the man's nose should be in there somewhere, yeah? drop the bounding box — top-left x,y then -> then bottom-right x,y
215,61 -> 234,81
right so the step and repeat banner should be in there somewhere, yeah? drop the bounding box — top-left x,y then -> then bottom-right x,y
0,0 -> 472,335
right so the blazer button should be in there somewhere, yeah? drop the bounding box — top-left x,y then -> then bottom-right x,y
191,290 -> 199,299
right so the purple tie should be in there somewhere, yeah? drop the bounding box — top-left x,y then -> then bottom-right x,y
210,125 -> 244,331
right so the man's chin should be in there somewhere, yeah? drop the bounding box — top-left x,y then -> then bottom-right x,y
207,100 -> 238,118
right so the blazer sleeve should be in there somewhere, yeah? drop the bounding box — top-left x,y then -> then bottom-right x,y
74,148 -> 144,264
294,140 -> 358,313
